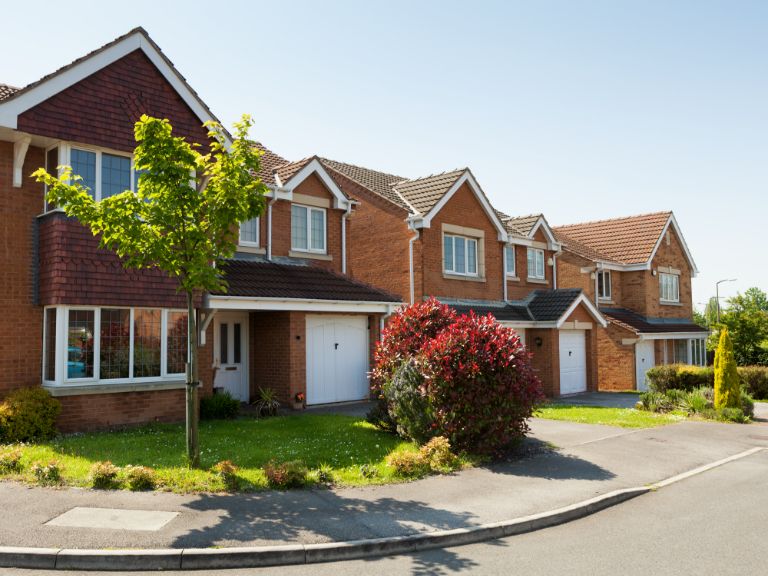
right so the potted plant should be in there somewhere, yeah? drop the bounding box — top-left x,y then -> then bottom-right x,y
293,392 -> 306,411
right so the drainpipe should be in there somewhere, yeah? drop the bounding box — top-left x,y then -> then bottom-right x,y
594,263 -> 600,308
503,245 -> 509,301
408,220 -> 420,305
552,249 -> 562,289
266,196 -> 278,261
341,202 -> 353,274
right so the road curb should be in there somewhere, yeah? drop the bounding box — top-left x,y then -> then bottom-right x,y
0,487 -> 648,571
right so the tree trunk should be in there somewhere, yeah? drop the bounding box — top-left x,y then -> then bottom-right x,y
186,290 -> 200,468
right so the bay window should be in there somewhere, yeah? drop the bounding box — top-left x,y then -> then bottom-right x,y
660,273 -> 680,303
291,205 -> 326,253
444,234 -> 478,276
527,248 -> 545,280
43,307 -> 187,385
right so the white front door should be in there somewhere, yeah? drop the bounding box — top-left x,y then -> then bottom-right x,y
306,315 -> 369,405
635,340 -> 655,391
213,313 -> 248,401
559,330 -> 587,395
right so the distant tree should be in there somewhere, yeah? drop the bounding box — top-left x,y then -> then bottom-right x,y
714,328 -> 740,409
34,114 -> 267,467
718,287 -> 768,366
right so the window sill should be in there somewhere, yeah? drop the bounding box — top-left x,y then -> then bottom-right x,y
442,273 -> 486,283
43,380 -> 186,397
506,275 -> 521,282
289,250 -> 333,261
527,277 -> 548,285
238,245 -> 266,255
660,301 -> 683,307
598,298 -> 614,305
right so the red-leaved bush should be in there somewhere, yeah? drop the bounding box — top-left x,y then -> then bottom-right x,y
420,313 -> 544,455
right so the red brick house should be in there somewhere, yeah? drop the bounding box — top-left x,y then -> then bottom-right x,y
554,212 -> 708,391
0,29 -> 399,431
283,159 -> 608,397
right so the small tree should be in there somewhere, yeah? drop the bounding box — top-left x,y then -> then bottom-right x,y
714,327 -> 740,410
34,114 -> 267,467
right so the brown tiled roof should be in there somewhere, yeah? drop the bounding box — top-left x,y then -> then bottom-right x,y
601,307 -> 708,335
0,84 -> 19,102
392,169 -> 465,214
253,143 -> 290,184
275,157 -> 313,184
554,230 -> 618,263
554,211 -> 672,265
215,259 -> 401,302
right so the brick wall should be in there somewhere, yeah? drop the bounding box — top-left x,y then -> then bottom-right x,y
0,143 -> 44,396
528,329 -> 559,396
596,324 -> 636,391
18,50 -> 210,153
506,229 -> 555,300
647,227 -> 693,318
420,182 -> 504,301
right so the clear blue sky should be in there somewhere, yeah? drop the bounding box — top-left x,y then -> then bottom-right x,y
4,1 -> 766,307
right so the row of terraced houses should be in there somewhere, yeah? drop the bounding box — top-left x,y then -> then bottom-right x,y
0,29 -> 708,431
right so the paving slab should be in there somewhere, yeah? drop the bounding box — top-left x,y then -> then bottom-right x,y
46,507 -> 178,531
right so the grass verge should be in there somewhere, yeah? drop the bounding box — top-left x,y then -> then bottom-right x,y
535,405 -> 685,428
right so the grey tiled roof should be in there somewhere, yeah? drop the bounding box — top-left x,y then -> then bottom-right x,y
526,289 -> 583,321
601,307 -> 708,335
214,259 -> 401,303
443,289 -> 586,324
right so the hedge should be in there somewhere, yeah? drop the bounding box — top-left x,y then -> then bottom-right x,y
646,364 -> 768,400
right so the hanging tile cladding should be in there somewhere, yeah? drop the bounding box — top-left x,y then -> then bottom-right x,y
17,50 -> 210,153
38,211 -> 187,307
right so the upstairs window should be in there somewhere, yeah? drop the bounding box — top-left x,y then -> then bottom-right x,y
70,149 -> 97,195
444,234 -> 478,276
527,248 -> 545,280
505,245 -> 516,276
239,217 -> 260,246
660,273 -> 680,303
101,153 -> 131,199
597,270 -> 612,300
291,205 -> 326,253
48,146 -> 136,205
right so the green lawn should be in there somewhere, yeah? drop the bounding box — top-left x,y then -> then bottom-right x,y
534,405 -> 685,428
0,415 -> 462,492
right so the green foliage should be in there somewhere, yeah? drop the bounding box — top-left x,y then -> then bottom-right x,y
386,451 -> 429,478
254,387 -> 280,418
382,359 -> 434,444
359,463 -> 379,479
680,387 -> 712,414
211,460 -> 240,490
740,390 -> 755,419
31,460 -> 62,485
0,388 -> 60,442
714,328 -> 741,409
314,464 -> 335,484
89,461 -> 120,489
263,460 -> 309,489
717,407 -> 749,423
646,364 -> 713,393
200,391 -> 241,420
125,465 -> 157,491
0,449 -> 24,474
717,287 -> 768,366
737,366 -> 768,399
638,383 -> 752,423
419,436 -> 459,473
638,391 -> 677,413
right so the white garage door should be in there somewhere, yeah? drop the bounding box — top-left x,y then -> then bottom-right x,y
306,315 -> 369,405
559,330 -> 587,395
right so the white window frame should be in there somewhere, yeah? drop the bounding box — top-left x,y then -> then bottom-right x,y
597,270 -> 612,300
291,204 -> 327,253
659,272 -> 680,303
505,245 -> 516,277
527,248 -> 545,280
42,306 -> 187,386
239,217 -> 260,247
443,233 -> 479,277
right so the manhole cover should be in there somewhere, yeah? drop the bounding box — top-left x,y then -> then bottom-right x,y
46,507 -> 178,531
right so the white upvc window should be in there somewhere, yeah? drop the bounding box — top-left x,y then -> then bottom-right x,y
291,204 -> 326,253
239,217 -> 260,246
660,272 -> 680,303
444,234 -> 478,276
505,245 -> 516,276
527,248 -> 545,280
690,338 -> 707,367
597,270 -> 612,300
42,306 -> 187,386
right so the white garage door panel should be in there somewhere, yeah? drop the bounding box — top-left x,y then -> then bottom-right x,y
306,315 -> 369,405
559,330 -> 587,395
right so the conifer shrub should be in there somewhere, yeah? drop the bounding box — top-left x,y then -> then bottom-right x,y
714,328 -> 741,410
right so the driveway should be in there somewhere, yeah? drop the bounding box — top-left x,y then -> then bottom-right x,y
554,392 -> 640,409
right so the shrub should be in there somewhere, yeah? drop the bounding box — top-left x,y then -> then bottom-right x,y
418,313 -> 544,455
738,366 -> 768,400
382,359 -> 434,443
714,328 -> 740,410
0,449 -> 23,474
125,465 -> 156,491
718,407 -> 748,423
212,460 -> 240,491
638,391 -> 676,413
368,299 -> 457,431
254,388 -> 280,418
681,388 -> 712,415
263,460 -> 308,489
740,391 -> 755,420
646,364 -> 713,393
314,464 -> 334,485
31,460 -> 62,485
419,436 -> 458,472
359,464 -> 379,479
386,451 -> 429,478
0,388 -> 60,442
90,461 -> 120,489
200,391 -> 240,420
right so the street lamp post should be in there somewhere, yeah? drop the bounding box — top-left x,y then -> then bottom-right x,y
715,278 -> 737,323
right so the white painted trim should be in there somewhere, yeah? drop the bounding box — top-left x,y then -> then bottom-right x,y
555,293 -> 608,328
206,295 -> 400,314
528,216 -> 561,250
418,171 -> 508,241
639,332 -> 709,341
0,31 -> 222,138
12,135 -> 31,187
284,158 -> 351,210
647,213 -> 699,277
